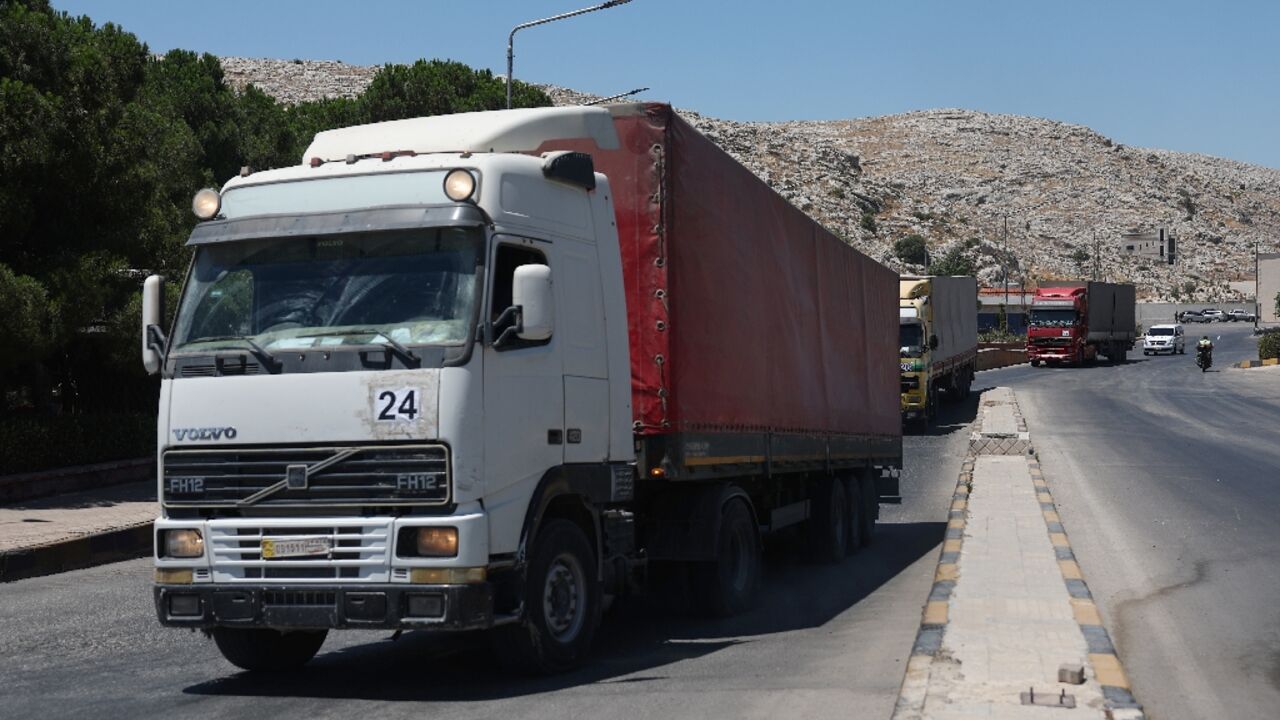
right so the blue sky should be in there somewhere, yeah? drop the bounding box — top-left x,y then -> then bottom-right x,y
56,0 -> 1280,168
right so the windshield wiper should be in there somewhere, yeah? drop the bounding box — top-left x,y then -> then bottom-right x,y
294,329 -> 421,364
183,335 -> 278,367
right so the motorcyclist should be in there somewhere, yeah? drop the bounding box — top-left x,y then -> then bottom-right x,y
1196,335 -> 1214,370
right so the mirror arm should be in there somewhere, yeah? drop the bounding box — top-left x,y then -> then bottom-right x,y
492,305 -> 523,349
146,325 -> 169,355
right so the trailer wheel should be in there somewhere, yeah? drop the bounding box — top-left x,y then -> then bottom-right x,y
212,627 -> 327,672
857,472 -> 878,547
844,475 -> 864,554
811,477 -> 849,563
494,519 -> 601,674
692,498 -> 761,617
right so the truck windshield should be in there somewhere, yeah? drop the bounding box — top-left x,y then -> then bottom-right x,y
900,322 -> 924,355
1029,308 -> 1077,327
170,227 -> 482,354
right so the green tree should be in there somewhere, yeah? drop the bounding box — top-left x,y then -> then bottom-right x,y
894,234 -> 928,265
929,246 -> 976,276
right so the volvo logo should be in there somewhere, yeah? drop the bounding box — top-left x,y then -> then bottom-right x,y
172,426 -> 237,442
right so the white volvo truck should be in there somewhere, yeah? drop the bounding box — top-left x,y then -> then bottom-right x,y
143,105 -> 901,674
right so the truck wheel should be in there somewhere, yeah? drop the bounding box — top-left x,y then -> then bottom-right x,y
857,472 -> 878,547
212,627 -> 327,672
1030,359 -> 1040,367
494,519 -> 601,674
692,498 -> 761,617
844,475 -> 865,554
810,477 -> 849,563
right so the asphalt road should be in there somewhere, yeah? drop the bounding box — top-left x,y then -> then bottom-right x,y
976,323 -> 1280,719
0,400 -> 978,719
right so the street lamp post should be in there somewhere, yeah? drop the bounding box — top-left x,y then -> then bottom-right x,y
506,0 -> 634,109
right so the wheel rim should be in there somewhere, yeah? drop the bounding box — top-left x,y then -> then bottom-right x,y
542,552 -> 587,642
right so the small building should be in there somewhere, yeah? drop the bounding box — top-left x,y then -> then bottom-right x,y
978,286 -> 1034,334
1260,253 -> 1280,326
1120,227 -> 1175,265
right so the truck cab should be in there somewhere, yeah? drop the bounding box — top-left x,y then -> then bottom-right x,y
143,107 -> 635,672
1027,287 -> 1087,365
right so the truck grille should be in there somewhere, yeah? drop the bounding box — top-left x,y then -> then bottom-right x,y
207,521 -> 390,583
1033,338 -> 1072,347
163,444 -> 450,508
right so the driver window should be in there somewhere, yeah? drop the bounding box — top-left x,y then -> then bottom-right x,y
491,244 -> 547,323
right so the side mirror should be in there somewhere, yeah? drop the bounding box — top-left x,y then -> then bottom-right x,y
929,335 -> 939,350
513,264 -> 554,341
141,275 -> 166,375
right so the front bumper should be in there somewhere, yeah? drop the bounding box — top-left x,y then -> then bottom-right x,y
155,582 -> 494,631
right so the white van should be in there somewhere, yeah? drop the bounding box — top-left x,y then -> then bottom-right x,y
1144,324 -> 1185,355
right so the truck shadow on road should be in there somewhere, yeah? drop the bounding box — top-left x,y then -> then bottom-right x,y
183,521 -> 944,703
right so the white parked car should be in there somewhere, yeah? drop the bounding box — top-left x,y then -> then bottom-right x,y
1144,324 -> 1185,355
1201,308 -> 1226,322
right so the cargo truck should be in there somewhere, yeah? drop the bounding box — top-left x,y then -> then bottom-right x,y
141,103 -> 902,674
899,276 -> 977,427
1027,281 -> 1135,366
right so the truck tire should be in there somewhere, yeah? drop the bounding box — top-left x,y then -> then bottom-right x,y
844,475 -> 864,554
856,472 -> 878,547
810,477 -> 849,563
212,627 -> 327,672
494,519 -> 601,675
692,498 -> 761,617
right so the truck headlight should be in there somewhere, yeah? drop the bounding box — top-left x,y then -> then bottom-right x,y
398,527 -> 459,558
443,169 -> 476,202
164,529 -> 204,558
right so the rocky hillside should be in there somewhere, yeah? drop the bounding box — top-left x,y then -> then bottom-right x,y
220,57 -> 1280,301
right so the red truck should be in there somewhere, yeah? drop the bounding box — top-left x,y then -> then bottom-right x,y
1027,282 -> 1136,366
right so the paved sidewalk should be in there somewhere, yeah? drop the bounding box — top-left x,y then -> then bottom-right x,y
0,481 -> 156,581
895,388 -> 1144,719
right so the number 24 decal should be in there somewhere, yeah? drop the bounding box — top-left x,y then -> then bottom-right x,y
376,387 -> 422,422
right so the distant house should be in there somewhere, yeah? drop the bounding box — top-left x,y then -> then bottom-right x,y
1119,227 -> 1175,265
978,286 -> 1033,334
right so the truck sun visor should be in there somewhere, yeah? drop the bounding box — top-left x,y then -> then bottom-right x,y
186,205 -> 487,246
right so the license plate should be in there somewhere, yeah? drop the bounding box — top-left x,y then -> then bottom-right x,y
261,536 -> 331,559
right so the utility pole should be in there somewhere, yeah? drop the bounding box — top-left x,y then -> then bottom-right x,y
1256,239 -> 1261,333
1002,214 -> 1009,307
1092,230 -> 1101,281
506,0 -> 633,109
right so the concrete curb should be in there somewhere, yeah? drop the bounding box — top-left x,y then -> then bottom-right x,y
893,388 -> 1145,719
0,521 -> 153,583
0,458 -> 152,504
1028,454 -> 1146,720
891,454 -> 975,720
1234,357 -> 1280,368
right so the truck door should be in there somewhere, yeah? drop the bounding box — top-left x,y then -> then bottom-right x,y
483,237 -> 564,549
557,240 -> 609,463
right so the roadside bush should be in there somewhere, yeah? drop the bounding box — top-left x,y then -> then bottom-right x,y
0,413 -> 154,475
979,328 -> 1023,343
894,234 -> 928,265
1259,331 -> 1280,361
